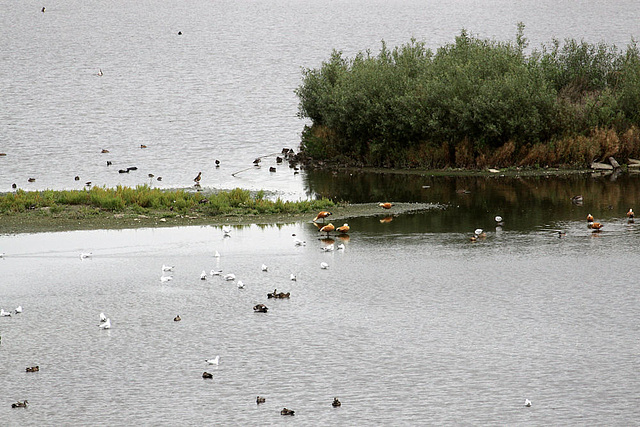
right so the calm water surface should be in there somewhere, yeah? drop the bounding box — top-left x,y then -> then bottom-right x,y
1,184 -> 639,425
1,0 -> 640,424
1,0 -> 639,197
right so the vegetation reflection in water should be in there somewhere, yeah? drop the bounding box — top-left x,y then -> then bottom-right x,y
303,170 -> 640,234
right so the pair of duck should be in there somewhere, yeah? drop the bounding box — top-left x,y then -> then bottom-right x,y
267,289 -> 290,299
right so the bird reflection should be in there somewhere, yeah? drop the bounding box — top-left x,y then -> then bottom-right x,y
320,238 -> 335,245
337,234 -> 350,243
379,216 -> 393,224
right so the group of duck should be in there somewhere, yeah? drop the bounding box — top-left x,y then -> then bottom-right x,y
312,202 -> 394,238
468,208 -> 635,242
1,306 -> 32,409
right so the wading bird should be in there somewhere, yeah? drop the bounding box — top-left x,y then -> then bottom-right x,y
313,211 -> 332,223
319,223 -> 335,237
336,223 -> 350,234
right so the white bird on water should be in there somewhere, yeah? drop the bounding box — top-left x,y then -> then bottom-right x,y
214,251 -> 220,258
322,244 -> 334,252
337,243 -> 345,251
222,226 -> 231,237
162,264 -> 174,272
15,305 -> 23,314
237,280 -> 245,289
210,269 -> 223,276
80,252 -> 92,259
1,309 -> 11,317
290,274 -> 297,281
161,276 -> 173,282
320,262 -> 329,269
205,356 -> 219,365
200,270 -> 207,280
224,273 -> 236,281
261,264 -> 268,272
524,399 -> 532,407
99,318 -> 111,329
99,312 -> 107,323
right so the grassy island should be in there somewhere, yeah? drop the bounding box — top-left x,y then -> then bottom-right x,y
296,23 -> 640,169
0,186 -> 337,233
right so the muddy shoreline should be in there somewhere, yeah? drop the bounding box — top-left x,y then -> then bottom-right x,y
0,202 -> 437,235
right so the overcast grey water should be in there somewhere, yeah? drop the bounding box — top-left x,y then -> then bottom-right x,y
1,0 -> 640,425
1,0 -> 639,198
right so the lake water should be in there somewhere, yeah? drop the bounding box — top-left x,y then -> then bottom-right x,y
1,0 -> 639,198
1,173 -> 640,425
1,0 -> 640,424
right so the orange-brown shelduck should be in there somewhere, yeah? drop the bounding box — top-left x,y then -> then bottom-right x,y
590,222 -> 603,231
313,211 -> 332,223
627,209 -> 634,219
319,223 -> 335,236
587,214 -> 594,222
379,202 -> 393,209
336,223 -> 350,234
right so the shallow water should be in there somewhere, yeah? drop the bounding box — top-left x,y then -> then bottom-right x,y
1,202 -> 639,424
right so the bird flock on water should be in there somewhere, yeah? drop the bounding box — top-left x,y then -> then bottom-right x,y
3,195 -> 630,412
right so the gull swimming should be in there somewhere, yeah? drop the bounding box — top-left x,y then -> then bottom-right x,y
1,309 -> 11,317
205,356 -> 220,365
210,269 -> 223,276
337,243 -> 345,251
162,264 -> 174,271
14,306 -> 23,314
320,262 -> 329,269
524,399 -> 532,407
224,273 -> 236,281
200,270 -> 207,280
99,312 -> 107,323
237,280 -> 245,289
214,251 -> 220,258
322,244 -> 335,252
99,318 -> 111,329
161,276 -> 173,282
261,264 -> 268,272
290,274 -> 297,281
80,252 -> 92,259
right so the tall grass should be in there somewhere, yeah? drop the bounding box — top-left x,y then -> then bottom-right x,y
296,23 -> 640,168
0,186 -> 335,215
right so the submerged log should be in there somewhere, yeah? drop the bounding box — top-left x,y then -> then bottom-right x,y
590,162 -> 613,170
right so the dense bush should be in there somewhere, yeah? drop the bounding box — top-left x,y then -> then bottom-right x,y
296,24 -> 640,168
